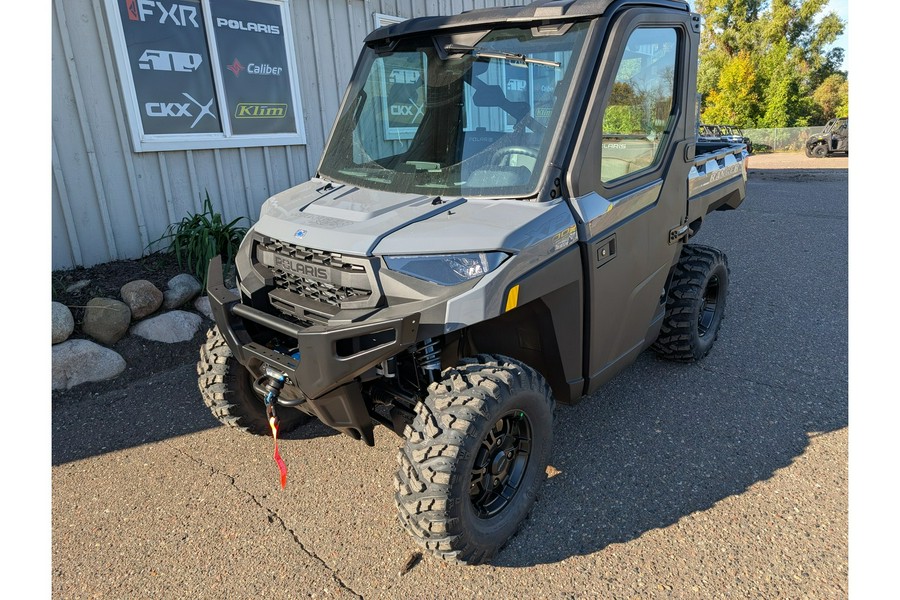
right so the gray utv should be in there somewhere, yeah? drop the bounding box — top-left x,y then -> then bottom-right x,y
199,0 -> 748,565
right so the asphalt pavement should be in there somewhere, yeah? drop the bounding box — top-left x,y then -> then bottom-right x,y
51,157 -> 848,599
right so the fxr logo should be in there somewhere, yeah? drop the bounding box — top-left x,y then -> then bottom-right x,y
138,49 -> 202,72
126,0 -> 199,28
145,93 -> 216,128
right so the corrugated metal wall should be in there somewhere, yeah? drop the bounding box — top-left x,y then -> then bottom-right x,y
51,0 -> 525,270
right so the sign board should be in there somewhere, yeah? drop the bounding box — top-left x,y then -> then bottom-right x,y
117,0 -> 222,135
106,0 -> 306,152
209,0 -> 296,135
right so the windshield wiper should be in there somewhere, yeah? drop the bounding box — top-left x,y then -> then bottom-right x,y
444,43 -> 560,68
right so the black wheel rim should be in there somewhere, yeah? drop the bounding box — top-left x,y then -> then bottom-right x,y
698,274 -> 720,337
470,411 -> 533,519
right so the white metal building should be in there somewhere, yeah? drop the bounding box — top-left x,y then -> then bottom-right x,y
51,0 -> 524,270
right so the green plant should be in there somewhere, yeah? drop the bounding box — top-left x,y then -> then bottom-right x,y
152,191 -> 248,289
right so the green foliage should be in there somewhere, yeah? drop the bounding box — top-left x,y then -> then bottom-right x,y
152,191 -> 248,289
701,51 -> 758,125
813,73 -> 849,120
696,0 -> 846,128
603,105 -> 644,133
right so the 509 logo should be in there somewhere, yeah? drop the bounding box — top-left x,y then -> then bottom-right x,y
144,93 -> 216,128
125,0 -> 199,28
234,103 -> 287,119
139,49 -> 202,72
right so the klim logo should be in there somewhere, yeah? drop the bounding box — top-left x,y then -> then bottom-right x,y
234,103 -> 287,118
139,49 -> 202,72
216,17 -> 280,35
125,0 -> 199,28
145,93 -> 216,128
226,58 -> 283,77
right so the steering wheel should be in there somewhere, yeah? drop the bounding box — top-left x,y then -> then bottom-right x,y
491,146 -> 538,167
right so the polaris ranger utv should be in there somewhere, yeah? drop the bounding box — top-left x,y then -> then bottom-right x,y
198,0 -> 748,565
805,117 -> 848,157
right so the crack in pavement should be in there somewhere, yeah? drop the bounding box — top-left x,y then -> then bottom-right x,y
170,445 -> 365,599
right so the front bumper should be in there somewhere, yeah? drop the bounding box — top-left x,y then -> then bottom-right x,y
206,256 -> 420,444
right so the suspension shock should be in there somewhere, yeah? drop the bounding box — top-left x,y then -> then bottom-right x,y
413,337 -> 442,384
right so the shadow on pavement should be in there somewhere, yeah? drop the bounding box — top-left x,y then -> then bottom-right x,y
51,361 -> 338,466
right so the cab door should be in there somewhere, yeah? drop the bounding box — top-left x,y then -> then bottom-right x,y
565,9 -> 698,393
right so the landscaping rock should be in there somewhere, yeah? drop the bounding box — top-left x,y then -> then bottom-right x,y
130,310 -> 202,343
121,279 -> 163,319
194,295 -> 214,321
163,273 -> 202,309
52,302 -> 75,344
65,279 -> 92,294
83,297 -> 132,345
52,339 -> 126,390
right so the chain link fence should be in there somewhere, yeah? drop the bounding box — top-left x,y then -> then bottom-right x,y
742,127 -> 823,153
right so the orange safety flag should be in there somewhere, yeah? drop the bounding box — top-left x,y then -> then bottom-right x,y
269,416 -> 288,489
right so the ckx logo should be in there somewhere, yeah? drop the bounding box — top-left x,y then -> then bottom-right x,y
145,93 -> 216,128
125,0 -> 199,28
139,49 -> 202,72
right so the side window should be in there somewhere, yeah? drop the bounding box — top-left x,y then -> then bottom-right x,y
601,28 -> 678,184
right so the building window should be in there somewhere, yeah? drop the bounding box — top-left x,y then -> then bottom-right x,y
106,0 -> 306,152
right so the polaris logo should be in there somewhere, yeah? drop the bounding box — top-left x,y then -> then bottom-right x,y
272,255 -> 329,281
234,103 -> 287,118
145,93 -> 216,128
126,0 -> 199,28
139,49 -> 202,72
216,17 -> 280,35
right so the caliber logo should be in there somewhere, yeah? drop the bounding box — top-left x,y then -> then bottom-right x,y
216,17 -> 280,35
226,58 -> 283,77
125,0 -> 199,27
234,103 -> 287,119
145,93 -> 216,128
226,58 -> 244,76
139,49 -> 202,72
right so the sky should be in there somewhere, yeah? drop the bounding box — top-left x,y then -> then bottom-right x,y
825,0 -> 848,70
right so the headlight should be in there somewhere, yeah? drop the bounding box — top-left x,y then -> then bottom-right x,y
383,252 -> 508,286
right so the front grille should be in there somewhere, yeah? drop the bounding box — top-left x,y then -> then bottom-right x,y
257,239 -> 373,309
271,271 -> 371,306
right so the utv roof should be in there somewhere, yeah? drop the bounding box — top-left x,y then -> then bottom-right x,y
365,0 -> 691,43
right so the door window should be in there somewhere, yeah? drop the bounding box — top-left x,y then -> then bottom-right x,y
600,28 -> 678,183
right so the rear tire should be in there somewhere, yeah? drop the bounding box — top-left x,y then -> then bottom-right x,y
652,244 -> 729,362
197,326 -> 309,435
394,355 -> 554,565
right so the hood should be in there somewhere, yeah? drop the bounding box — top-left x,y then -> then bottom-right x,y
253,178 -> 466,255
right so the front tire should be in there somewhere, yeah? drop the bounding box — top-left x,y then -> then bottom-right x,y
394,355 -> 554,565
812,143 -> 828,158
197,326 -> 309,435
652,244 -> 729,361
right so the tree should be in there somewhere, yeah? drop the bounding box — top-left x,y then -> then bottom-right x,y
812,73 -> 849,120
701,51 -> 758,125
695,0 -> 846,127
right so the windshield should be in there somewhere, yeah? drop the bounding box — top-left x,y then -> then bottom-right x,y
318,23 -> 590,198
